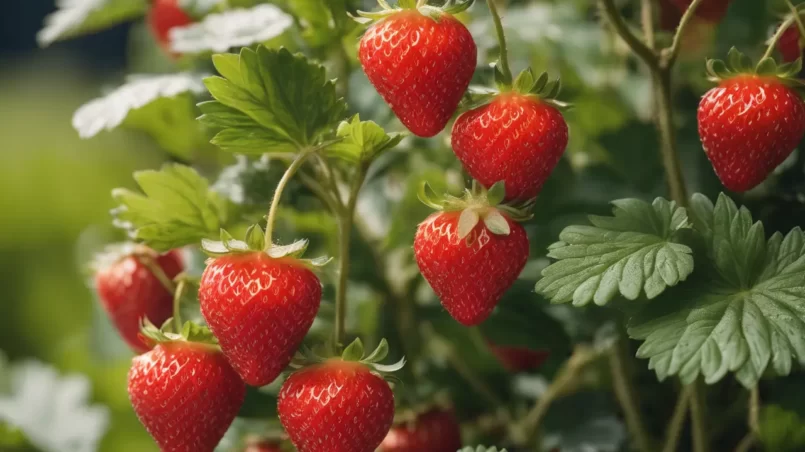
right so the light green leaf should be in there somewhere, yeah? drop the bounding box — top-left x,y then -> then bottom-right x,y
629,195 -> 805,388
326,115 -> 406,163
170,4 -> 293,54
38,0 -> 147,47
277,0 -> 347,47
535,197 -> 693,306
112,164 -> 228,251
199,46 -> 347,153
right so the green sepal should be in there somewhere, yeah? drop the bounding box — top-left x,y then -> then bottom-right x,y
706,47 -> 805,88
492,63 -> 513,89
290,338 -> 405,379
353,0 -> 474,25
244,224 -> 265,251
139,318 -> 219,348
459,69 -> 569,113
201,228 -> 332,268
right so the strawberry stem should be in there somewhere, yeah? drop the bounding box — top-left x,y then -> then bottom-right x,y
763,14 -> 798,62
263,150 -> 313,248
661,387 -> 691,452
787,0 -> 805,43
134,252 -> 176,294
171,277 -> 187,332
486,0 -> 513,87
663,0 -> 705,68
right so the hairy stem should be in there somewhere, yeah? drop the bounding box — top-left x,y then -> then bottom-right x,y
486,0 -> 513,84
599,0 -> 658,69
690,381 -> 710,452
654,69 -> 688,204
264,151 -> 312,247
171,277 -> 187,332
763,14 -> 798,61
663,0 -> 705,67
661,386 -> 692,452
786,0 -> 805,44
641,0 -> 656,50
609,339 -> 654,452
334,166 -> 368,348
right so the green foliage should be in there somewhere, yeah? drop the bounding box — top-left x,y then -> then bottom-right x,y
38,0 -> 148,47
759,405 -> 805,452
536,198 -> 694,306
459,446 -> 508,452
112,164 -> 229,251
629,194 -> 805,387
199,46 -> 347,153
326,115 -> 406,164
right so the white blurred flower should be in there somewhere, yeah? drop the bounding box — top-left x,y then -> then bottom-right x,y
0,361 -> 109,452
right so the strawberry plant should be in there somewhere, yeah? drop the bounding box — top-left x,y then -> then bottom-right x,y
19,0 -> 805,451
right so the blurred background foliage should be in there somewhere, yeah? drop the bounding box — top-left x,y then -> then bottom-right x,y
1,0 -> 805,451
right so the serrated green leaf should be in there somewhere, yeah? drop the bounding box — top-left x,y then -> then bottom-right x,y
170,4 -> 293,54
759,405 -> 805,452
200,46 -> 347,153
326,114 -> 406,163
629,196 -> 805,388
38,0 -> 147,47
112,164 -> 228,251
535,197 -> 693,306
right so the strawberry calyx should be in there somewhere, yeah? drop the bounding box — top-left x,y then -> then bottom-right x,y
352,0 -> 473,24
138,317 -> 219,350
462,68 -> 569,111
290,338 -> 406,382
200,225 -> 331,268
706,47 -> 804,88
418,180 -> 533,239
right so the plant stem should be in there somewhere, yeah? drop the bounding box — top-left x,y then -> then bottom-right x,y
333,165 -> 368,348
654,69 -> 688,205
599,0 -> 659,69
662,386 -> 692,452
748,386 -> 760,434
171,277 -> 187,332
763,15 -> 798,61
641,0 -> 656,50
734,434 -> 755,452
263,151 -> 312,247
786,0 -> 805,44
690,380 -> 710,452
609,338 -> 654,452
486,0 -> 513,84
663,0 -> 705,68
135,253 -> 176,294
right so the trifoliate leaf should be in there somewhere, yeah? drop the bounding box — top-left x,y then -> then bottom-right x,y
629,194 -> 805,388
199,46 -> 347,153
759,405 -> 805,452
38,0 -> 147,47
112,164 -> 228,252
73,73 -> 207,157
170,4 -> 293,54
536,198 -> 693,306
326,115 -> 406,163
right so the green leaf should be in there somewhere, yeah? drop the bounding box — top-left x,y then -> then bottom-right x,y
341,338 -> 365,361
200,46 -> 347,153
38,0 -> 147,47
535,198 -> 693,306
170,4 -> 293,54
278,0 -> 347,47
326,114 -> 406,163
73,73 -> 208,159
629,195 -> 805,387
112,164 -> 228,251
459,446 -> 508,452
759,405 -> 805,452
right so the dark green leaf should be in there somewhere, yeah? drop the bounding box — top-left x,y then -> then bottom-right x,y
326,114 -> 406,163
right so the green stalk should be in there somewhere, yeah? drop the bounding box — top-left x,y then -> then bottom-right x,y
171,278 -> 187,332
661,386 -> 692,452
762,14 -> 798,62
333,165 -> 368,348
486,0 -> 513,85
663,0 -> 705,68
609,338 -> 654,452
263,151 -> 312,247
690,380 -> 710,452
787,0 -> 805,45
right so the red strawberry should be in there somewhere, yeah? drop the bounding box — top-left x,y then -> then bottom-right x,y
379,408 -> 462,452
94,246 -> 183,353
414,187 -> 530,325
670,0 -> 732,23
128,342 -> 245,452
244,441 -> 283,452
278,360 -> 395,452
487,343 -> 550,373
358,6 -> 476,137
778,25 -> 803,64
199,252 -> 321,386
148,0 -> 194,52
698,75 -> 805,192
452,93 -> 568,201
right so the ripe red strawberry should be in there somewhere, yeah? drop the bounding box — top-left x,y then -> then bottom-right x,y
199,251 -> 321,386
128,342 -> 245,451
94,246 -> 183,353
778,25 -> 803,64
148,0 -> 194,52
358,5 -> 476,137
414,185 -> 530,325
244,441 -> 283,452
379,408 -> 462,452
487,343 -> 550,373
670,0 -> 732,23
698,74 -> 805,192
452,93 -> 568,201
278,360 -> 395,452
